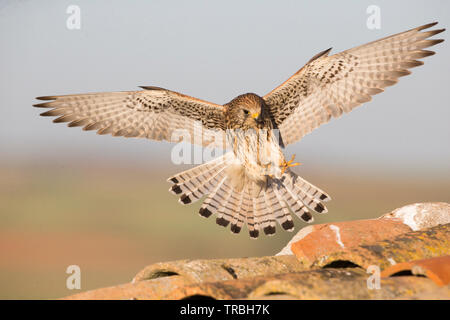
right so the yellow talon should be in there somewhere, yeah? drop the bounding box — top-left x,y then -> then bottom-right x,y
281,154 -> 301,174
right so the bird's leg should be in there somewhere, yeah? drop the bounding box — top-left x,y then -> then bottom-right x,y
281,154 -> 301,174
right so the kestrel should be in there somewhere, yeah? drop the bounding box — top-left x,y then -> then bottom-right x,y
34,22 -> 444,238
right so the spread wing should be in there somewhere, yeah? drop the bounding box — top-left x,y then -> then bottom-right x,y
34,86 -> 226,147
264,22 -> 445,146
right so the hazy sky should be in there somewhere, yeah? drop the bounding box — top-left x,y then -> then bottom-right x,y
1,0 -> 449,174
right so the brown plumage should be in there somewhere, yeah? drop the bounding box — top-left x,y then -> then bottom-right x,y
34,22 -> 445,238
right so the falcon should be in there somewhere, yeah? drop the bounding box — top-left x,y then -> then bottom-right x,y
34,22 -> 445,238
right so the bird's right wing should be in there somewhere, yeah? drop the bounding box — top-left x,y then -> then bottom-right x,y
264,22 -> 445,147
34,86 -> 227,147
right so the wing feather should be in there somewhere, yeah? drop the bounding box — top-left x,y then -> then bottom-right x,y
264,22 -> 445,146
34,87 -> 226,147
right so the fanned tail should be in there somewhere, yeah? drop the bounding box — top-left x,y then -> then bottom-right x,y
168,154 -> 330,238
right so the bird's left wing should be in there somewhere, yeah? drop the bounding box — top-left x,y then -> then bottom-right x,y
264,22 -> 445,146
34,86 -> 226,147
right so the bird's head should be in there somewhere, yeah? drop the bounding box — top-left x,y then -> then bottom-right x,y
225,93 -> 268,129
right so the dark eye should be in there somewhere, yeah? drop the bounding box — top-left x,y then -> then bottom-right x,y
243,109 -> 249,115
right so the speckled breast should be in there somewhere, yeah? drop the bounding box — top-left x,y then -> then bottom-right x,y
226,128 -> 284,179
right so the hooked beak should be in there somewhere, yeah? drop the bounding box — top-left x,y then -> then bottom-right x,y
251,112 -> 260,119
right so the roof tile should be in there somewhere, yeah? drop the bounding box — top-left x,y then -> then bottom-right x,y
132,255 -> 306,283
246,270 -> 440,300
312,223 -> 450,270
289,219 -> 411,266
130,269 -> 439,300
64,276 -> 191,300
381,255 -> 450,287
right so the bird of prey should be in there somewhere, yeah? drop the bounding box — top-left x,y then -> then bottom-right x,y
34,22 -> 444,238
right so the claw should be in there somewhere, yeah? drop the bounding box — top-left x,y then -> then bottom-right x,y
281,154 -> 301,174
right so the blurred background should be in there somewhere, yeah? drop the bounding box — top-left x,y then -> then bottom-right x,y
0,0 -> 449,299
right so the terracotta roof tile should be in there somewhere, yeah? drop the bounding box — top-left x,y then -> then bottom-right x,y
288,218 -> 411,266
162,268 -> 438,300
280,202 -> 449,257
65,268 -> 442,300
381,256 -> 450,287
64,276 -> 187,300
132,255 -> 305,283
65,255 -> 306,300
245,270 -> 439,300
310,223 -> 450,270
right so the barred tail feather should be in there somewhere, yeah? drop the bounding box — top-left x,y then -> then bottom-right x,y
216,188 -> 244,231
262,190 -> 277,235
167,153 -> 232,204
291,172 -> 331,202
228,192 -> 246,233
214,181 -> 235,226
242,187 -> 256,237
198,175 -> 227,218
271,183 -> 295,231
284,172 -> 329,214
279,179 -> 314,223
250,190 -> 277,237
167,153 -> 227,185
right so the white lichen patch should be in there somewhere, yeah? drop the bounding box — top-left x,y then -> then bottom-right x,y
329,224 -> 345,248
387,258 -> 397,265
382,202 -> 450,231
